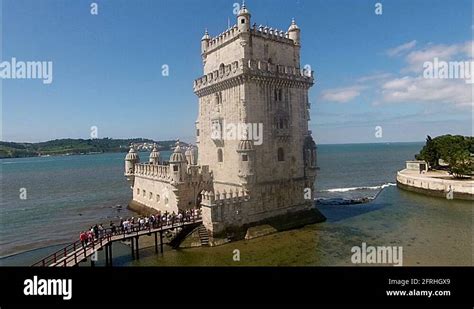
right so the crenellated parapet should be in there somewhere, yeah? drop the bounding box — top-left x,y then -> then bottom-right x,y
205,25 -> 240,54
201,188 -> 250,206
200,188 -> 251,235
204,23 -> 296,56
193,58 -> 314,96
132,162 -> 213,185
250,25 -> 294,45
134,163 -> 171,181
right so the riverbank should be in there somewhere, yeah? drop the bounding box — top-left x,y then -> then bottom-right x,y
396,169 -> 473,200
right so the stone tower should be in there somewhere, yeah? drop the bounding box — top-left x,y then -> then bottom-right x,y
125,3 -> 322,241
194,3 -> 320,237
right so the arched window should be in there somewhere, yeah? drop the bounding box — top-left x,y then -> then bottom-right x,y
219,63 -> 225,76
217,149 -> 223,162
277,148 -> 285,161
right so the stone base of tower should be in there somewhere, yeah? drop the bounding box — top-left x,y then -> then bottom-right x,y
127,199 -> 160,215
202,202 -> 326,245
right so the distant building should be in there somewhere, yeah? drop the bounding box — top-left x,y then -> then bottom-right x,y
124,3 -> 322,242
405,160 -> 428,173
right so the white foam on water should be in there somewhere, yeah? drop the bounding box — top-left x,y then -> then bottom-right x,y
325,183 -> 396,192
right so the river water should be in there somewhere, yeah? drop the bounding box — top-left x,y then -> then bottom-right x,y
1,143 -> 472,266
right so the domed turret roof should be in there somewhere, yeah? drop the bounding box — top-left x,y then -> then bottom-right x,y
185,146 -> 194,156
149,143 -> 160,158
125,145 -> 139,161
238,1 -> 250,16
201,29 -> 210,41
238,140 -> 254,151
288,18 -> 299,31
169,140 -> 186,163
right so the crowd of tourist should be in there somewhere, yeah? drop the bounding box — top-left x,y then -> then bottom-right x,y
79,208 -> 201,248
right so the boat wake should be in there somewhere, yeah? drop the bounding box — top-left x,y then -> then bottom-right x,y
316,183 -> 396,206
324,183 -> 396,193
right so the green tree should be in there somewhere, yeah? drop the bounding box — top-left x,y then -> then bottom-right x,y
415,135 -> 440,168
416,135 -> 473,178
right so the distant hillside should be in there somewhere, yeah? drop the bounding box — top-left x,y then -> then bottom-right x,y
0,138 -> 188,159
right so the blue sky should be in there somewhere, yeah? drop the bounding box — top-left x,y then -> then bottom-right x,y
1,0 -> 472,144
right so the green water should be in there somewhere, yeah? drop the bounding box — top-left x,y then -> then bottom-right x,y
123,186 -> 472,266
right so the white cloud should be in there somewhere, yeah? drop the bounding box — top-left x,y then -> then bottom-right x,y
378,76 -> 472,108
319,40 -> 473,109
401,41 -> 472,73
386,40 -> 417,57
320,86 -> 364,103
356,72 -> 393,83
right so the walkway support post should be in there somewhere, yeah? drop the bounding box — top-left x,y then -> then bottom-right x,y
160,231 -> 164,254
105,243 -> 109,267
109,243 -> 113,266
135,237 -> 139,259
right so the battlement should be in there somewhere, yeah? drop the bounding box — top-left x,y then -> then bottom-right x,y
201,189 -> 250,205
193,58 -> 313,94
134,163 -> 171,181
133,162 -> 212,183
205,24 -> 295,55
250,24 -> 294,45
206,24 -> 240,54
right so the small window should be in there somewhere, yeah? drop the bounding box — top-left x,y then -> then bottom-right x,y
242,154 -> 248,161
149,192 -> 153,200
156,194 -> 160,202
136,188 -> 140,195
277,148 -> 285,161
241,18 -> 245,24
173,165 -> 179,172
142,189 -> 146,197
217,149 -> 223,162
196,129 -> 200,136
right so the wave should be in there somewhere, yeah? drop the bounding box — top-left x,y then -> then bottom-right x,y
324,183 -> 396,193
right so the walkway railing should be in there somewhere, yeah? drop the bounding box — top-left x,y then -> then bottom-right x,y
32,214 -> 202,267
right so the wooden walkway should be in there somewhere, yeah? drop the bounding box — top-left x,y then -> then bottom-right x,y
32,216 -> 202,267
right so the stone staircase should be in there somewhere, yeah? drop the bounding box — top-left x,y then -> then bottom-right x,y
197,224 -> 210,246
168,222 -> 200,249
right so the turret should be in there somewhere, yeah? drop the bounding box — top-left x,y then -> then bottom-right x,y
149,143 -> 160,165
169,140 -> 187,183
237,139 -> 255,186
201,29 -> 210,54
185,145 -> 197,165
124,144 -> 140,186
237,1 -> 251,32
303,135 -> 318,177
288,18 -> 300,46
